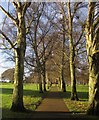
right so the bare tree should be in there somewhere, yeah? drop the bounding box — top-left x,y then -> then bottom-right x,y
0,2 -> 31,111
67,2 -> 88,100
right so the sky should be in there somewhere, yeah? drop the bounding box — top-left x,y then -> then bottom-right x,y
0,2 -> 14,77
0,1 -> 88,77
0,52 -> 6,77
0,50 -> 14,77
0,4 -> 5,77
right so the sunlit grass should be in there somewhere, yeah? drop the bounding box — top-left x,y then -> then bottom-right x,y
0,83 -> 46,118
1,83 -> 44,110
61,85 -> 89,112
1,83 -> 98,119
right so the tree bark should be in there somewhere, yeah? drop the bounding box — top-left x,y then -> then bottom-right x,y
61,19 -> 66,92
37,66 -> 43,93
61,68 -> 66,92
10,3 -> 31,111
85,2 -> 99,115
69,43 -> 78,100
43,62 -> 47,91
0,2 -> 31,112
11,13 -> 26,111
34,22 -> 43,93
67,2 -> 78,100
42,38 -> 47,92
87,53 -> 99,115
35,56 -> 43,93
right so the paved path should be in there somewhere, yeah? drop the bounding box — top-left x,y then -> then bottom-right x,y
35,86 -> 69,112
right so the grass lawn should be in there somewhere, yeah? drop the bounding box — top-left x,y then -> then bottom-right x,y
61,85 -> 89,112
0,83 -> 98,120
0,83 -> 46,118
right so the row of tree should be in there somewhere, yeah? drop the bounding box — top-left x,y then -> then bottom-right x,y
0,2 -> 99,115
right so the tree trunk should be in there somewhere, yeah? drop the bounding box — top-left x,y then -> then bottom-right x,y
87,53 -> 99,115
61,68 -> 66,92
11,16 -> 26,111
34,24 -> 43,93
69,45 -> 78,100
42,36 -> 47,92
61,22 -> 66,92
38,73 -> 43,93
67,2 -> 78,100
85,2 -> 99,115
37,63 -> 43,93
59,77 -> 61,88
43,62 -> 47,91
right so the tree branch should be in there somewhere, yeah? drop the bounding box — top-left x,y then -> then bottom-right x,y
92,50 -> 99,56
78,50 -> 87,55
93,17 -> 99,30
0,30 -> 15,49
0,5 -> 17,25
72,2 -> 82,20
74,30 -> 83,47
12,2 -> 18,9
22,2 -> 31,16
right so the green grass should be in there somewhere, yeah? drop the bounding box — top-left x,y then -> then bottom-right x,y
0,83 -> 46,118
61,85 -> 89,112
0,83 -> 98,120
1,83 -> 44,110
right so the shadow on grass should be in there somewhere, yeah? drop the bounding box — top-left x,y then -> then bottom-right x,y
43,91 -> 88,100
0,88 -> 13,94
60,91 -> 88,101
1,87 -> 88,100
1,88 -> 45,97
1,108 -> 99,120
77,92 -> 88,101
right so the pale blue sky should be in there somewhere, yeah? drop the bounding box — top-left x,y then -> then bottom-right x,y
0,2 -> 14,77
0,50 -> 14,77
0,2 -> 88,77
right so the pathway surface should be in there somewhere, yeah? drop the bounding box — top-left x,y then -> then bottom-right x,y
35,86 -> 69,112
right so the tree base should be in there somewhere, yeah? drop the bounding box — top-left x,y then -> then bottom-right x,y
62,89 -> 66,92
44,88 -> 47,92
39,90 -> 43,93
87,103 -> 99,116
87,107 -> 94,115
71,96 -> 79,101
10,103 -> 26,112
